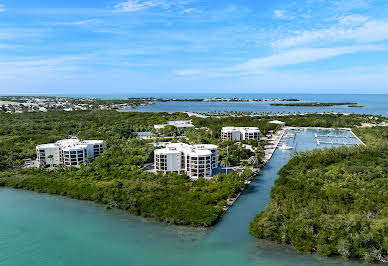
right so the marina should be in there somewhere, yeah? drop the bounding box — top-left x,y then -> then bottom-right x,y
314,131 -> 362,147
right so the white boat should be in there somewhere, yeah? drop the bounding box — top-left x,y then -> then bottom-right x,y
278,144 -> 294,150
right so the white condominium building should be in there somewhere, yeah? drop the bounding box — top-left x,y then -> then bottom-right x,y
154,120 -> 195,130
221,127 -> 260,141
36,137 -> 104,167
154,143 -> 218,179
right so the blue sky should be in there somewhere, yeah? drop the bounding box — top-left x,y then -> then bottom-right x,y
0,0 -> 388,95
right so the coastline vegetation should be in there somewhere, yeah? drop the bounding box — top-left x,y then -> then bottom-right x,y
270,102 -> 360,107
249,126 -> 388,262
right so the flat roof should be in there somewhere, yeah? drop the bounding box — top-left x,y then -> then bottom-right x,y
154,148 -> 181,155
82,140 -> 104,144
222,127 -> 260,131
37,143 -> 57,149
62,144 -> 88,151
187,149 -> 212,157
193,144 -> 218,150
269,120 -> 285,124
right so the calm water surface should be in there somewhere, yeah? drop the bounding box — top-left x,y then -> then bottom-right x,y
117,94 -> 388,116
0,130 -> 367,266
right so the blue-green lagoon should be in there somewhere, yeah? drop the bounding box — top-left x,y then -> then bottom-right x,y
0,129 -> 367,265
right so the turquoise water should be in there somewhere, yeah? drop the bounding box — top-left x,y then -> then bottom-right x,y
0,130 -> 366,265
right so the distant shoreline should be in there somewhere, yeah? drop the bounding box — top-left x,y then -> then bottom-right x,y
270,102 -> 363,107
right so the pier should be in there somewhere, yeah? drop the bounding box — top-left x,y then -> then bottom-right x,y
263,129 -> 285,163
314,133 -> 354,139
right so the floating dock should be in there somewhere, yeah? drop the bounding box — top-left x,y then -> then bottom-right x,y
314,131 -> 363,146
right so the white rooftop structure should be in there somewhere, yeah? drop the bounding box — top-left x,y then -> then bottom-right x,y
154,120 -> 195,130
221,127 -> 260,141
154,143 -> 218,179
36,137 -> 104,167
269,120 -> 286,127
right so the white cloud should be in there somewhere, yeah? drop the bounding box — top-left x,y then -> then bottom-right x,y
273,10 -> 293,19
53,19 -> 102,26
114,0 -> 169,12
0,56 -> 88,76
338,14 -> 368,25
334,0 -> 372,12
174,69 -> 202,76
0,4 -> 5,12
183,8 -> 196,13
0,28 -> 46,40
234,45 -> 384,72
272,17 -> 388,49
175,45 -> 386,76
114,0 -> 194,12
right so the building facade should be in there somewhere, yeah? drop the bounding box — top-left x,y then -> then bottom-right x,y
221,127 -> 260,141
36,137 -> 104,167
154,143 -> 218,179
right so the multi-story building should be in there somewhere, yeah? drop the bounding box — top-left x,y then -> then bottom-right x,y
154,143 -> 218,179
221,127 -> 260,141
36,137 -> 104,167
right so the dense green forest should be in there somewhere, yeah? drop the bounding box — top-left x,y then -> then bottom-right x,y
249,126 -> 388,262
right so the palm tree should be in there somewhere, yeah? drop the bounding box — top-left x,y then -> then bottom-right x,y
220,157 -> 230,174
248,156 -> 259,167
221,145 -> 230,174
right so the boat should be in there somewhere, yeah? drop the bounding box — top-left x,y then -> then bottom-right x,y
278,144 -> 294,150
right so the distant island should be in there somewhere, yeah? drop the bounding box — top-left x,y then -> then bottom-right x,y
270,102 -> 364,108
0,96 -> 155,113
1,96 -> 301,114
153,97 -> 300,102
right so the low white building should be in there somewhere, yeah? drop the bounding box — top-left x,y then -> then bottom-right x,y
269,120 -> 286,127
154,120 -> 195,130
36,137 -> 104,167
221,127 -> 260,141
154,143 -> 218,179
